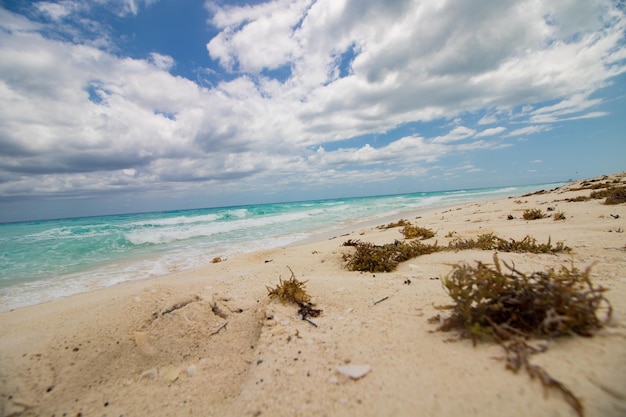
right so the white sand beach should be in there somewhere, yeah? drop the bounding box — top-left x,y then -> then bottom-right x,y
1,172 -> 625,417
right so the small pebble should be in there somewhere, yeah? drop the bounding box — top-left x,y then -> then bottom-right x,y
160,366 -> 180,382
336,364 -> 371,380
186,365 -> 198,377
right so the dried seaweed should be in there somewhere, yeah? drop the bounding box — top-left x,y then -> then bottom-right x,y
604,186 -> 626,204
267,268 -> 311,305
523,208 -> 547,220
564,195 -> 590,202
267,267 -> 322,322
498,236 -> 570,254
590,188 -> 614,199
377,219 -> 411,229
571,179 -> 612,191
553,211 -> 566,221
433,254 -> 612,417
344,232 -> 570,272
399,224 -> 435,240
342,239 -> 441,272
505,340 -> 583,417
521,189 -> 546,197
562,183 -> 625,204
448,233 -> 570,254
437,254 -> 610,340
447,233 -> 497,251
298,303 -> 322,323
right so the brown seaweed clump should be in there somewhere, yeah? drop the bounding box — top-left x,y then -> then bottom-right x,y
343,233 -> 570,273
267,267 -> 322,322
604,186 -> 626,204
399,224 -> 435,240
564,195 -> 590,202
522,208 -> 547,220
437,254 -> 611,340
562,182 -> 625,204
342,239 -> 441,272
377,219 -> 411,229
433,254 -> 612,417
448,233 -> 570,254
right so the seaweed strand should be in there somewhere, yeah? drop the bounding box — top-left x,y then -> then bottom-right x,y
267,267 -> 322,322
432,254 -> 611,417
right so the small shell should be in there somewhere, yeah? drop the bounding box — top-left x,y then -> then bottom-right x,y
336,364 -> 371,380
160,365 -> 181,382
138,368 -> 158,382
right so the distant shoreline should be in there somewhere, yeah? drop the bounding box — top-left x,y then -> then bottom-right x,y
0,181 -> 565,312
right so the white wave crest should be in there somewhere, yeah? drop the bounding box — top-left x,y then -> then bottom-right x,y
129,213 -> 221,227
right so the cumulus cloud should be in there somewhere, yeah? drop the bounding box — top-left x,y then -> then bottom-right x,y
205,0 -> 625,139
206,0 -> 311,73
0,0 -> 625,207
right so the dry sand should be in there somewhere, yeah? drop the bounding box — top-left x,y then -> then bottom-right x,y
1,173 -> 625,417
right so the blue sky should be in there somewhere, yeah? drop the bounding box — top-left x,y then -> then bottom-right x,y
0,0 -> 625,222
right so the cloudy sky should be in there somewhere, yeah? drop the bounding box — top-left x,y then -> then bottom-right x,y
0,0 -> 625,222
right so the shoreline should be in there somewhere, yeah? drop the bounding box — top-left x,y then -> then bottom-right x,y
0,182 -> 565,314
289,180 -> 568,247
1,173 -> 624,417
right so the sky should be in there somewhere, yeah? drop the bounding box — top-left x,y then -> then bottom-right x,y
0,0 -> 625,222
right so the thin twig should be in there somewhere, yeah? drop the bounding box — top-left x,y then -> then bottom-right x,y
374,296 -> 389,305
160,296 -> 200,316
303,318 -> 318,327
210,322 -> 228,336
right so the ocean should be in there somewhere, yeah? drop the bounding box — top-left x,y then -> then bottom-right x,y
0,183 -> 563,312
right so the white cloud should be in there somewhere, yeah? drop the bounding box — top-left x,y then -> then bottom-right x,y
105,0 -> 160,16
432,126 -> 477,143
149,52 -> 175,71
475,127 -> 506,137
507,125 -> 552,137
35,1 -> 78,21
206,0 -> 312,72
309,135 -> 446,169
0,7 -> 42,32
0,0 -> 625,205
528,93 -> 608,123
34,0 -> 157,21
203,0 -> 626,143
303,133 -> 510,181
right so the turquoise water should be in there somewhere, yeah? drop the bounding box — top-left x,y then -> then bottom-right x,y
0,183 -> 563,311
